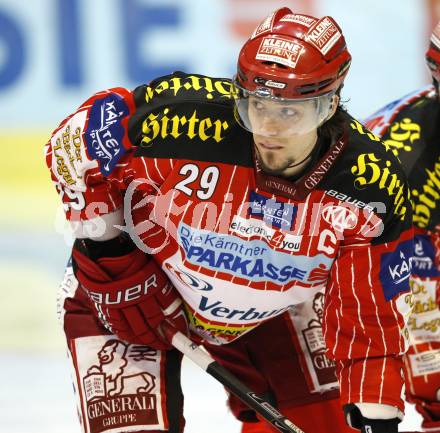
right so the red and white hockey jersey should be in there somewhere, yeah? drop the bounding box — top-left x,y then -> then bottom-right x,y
365,86 -> 440,426
46,71 -> 414,410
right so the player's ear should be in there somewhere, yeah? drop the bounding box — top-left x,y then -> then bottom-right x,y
329,94 -> 339,116
323,94 -> 339,122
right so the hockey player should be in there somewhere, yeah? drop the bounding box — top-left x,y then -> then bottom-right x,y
46,7 -> 414,433
363,20 -> 440,433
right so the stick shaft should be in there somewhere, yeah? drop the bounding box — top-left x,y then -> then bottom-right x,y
162,322 -> 305,433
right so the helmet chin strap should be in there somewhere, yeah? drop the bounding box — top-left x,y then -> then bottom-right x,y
286,143 -> 318,168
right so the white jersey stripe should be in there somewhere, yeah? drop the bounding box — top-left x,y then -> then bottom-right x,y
154,158 -> 166,182
368,247 -> 387,354
379,356 -> 386,403
359,338 -> 371,402
351,250 -> 366,333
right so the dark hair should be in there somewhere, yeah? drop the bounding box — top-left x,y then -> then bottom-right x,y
433,78 -> 440,99
318,104 -> 349,143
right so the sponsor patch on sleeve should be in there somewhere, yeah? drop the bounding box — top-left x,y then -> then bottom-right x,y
379,239 -> 413,301
412,234 -> 440,278
71,335 -> 165,433
85,93 -> 129,175
50,110 -> 92,188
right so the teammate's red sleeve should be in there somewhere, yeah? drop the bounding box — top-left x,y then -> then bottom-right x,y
323,226 -> 414,412
44,87 -> 137,239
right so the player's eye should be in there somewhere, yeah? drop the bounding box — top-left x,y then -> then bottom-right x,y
280,107 -> 301,119
251,100 -> 265,111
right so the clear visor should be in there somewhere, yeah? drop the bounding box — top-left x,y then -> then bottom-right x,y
232,81 -> 335,137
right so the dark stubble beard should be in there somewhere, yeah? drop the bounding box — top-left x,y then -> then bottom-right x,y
257,150 -> 295,176
256,145 -> 316,177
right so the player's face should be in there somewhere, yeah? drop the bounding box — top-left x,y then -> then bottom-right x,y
249,97 -> 319,176
233,83 -> 338,176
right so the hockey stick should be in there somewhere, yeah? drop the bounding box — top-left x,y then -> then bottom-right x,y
161,321 -> 305,433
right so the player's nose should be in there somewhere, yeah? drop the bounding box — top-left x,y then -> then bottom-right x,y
258,115 -> 282,137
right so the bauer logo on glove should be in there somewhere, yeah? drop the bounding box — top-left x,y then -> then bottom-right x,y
87,274 -> 160,305
72,236 -> 189,350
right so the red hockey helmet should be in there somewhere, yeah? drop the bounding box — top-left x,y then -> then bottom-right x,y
233,8 -> 351,136
426,20 -> 440,84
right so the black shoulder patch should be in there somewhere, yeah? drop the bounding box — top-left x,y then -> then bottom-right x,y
379,97 -> 440,230
129,72 -> 253,166
321,114 -> 412,238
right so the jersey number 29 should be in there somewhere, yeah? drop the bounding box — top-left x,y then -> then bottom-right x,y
175,164 -> 219,200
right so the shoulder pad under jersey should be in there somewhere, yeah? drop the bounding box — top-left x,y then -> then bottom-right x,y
128,71 -> 252,166
321,114 -> 412,241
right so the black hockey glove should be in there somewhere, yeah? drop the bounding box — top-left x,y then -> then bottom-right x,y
344,404 -> 399,433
